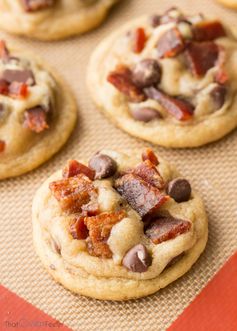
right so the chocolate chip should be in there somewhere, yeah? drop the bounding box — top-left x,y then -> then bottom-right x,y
150,15 -> 161,27
167,178 -> 191,202
88,154 -> 117,179
2,69 -> 35,86
122,244 -> 152,272
130,107 -> 162,122
132,59 -> 161,88
210,84 -> 227,110
165,252 -> 185,269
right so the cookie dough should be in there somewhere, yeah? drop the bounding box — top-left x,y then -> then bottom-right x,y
32,149 -> 208,300
0,0 -> 119,41
0,40 -> 77,179
87,7 -> 237,148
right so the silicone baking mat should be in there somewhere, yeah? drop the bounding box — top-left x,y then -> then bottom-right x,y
0,0 -> 237,330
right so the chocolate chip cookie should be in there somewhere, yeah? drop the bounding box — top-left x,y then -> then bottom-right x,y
0,0 -> 120,41
0,40 -> 77,179
87,7 -> 237,147
32,149 -> 208,300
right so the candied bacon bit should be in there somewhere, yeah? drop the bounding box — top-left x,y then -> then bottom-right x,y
157,27 -> 185,59
215,70 -> 228,85
142,148 -> 159,166
23,106 -> 49,133
193,20 -> 226,41
9,82 -> 28,98
70,217 -> 89,240
145,216 -> 191,244
144,87 -> 194,121
107,65 -> 146,103
115,174 -> 169,217
0,40 -> 9,60
132,27 -> 147,53
84,210 -> 126,258
0,139 -> 5,153
0,79 -> 9,95
215,46 -> 229,84
184,41 -> 219,77
126,160 -> 165,189
63,160 -> 95,180
49,174 -> 98,214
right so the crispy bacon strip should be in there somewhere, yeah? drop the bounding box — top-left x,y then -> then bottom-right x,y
49,174 -> 98,214
142,148 -> 159,166
0,80 -> 9,96
70,217 -> 89,240
63,160 -> 95,180
9,82 -> 28,98
145,216 -> 191,244
157,28 -> 185,59
0,139 -> 5,153
22,0 -> 55,12
107,65 -> 146,103
145,87 -> 194,121
193,20 -> 226,41
84,210 -> 126,258
115,174 -> 168,217
125,160 -> 164,189
23,106 -> 49,133
184,41 -> 219,77
132,27 -> 147,53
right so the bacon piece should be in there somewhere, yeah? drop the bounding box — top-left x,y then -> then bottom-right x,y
0,79 -> 9,95
145,87 -> 194,121
69,217 -> 89,240
0,139 -> 5,153
84,210 -> 126,258
142,148 -> 159,166
107,65 -> 146,103
184,41 -> 219,77
145,216 -> 191,244
63,160 -> 95,181
24,106 -> 49,133
193,20 -> 226,41
126,160 -> 164,189
49,174 -> 98,214
132,27 -> 147,53
157,28 -> 185,59
9,82 -> 28,98
115,174 -> 168,217
22,0 -> 55,12
215,46 -> 228,84
2,69 -> 35,86
0,40 -> 9,61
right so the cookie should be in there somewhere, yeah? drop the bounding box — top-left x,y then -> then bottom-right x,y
32,149 -> 208,300
0,0 -> 119,41
0,40 -> 77,179
87,7 -> 237,148
216,0 -> 237,9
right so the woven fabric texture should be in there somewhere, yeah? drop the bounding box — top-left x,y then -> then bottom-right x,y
0,1 -> 237,330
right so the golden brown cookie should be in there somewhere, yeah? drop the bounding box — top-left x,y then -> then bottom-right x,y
87,7 -> 237,148
32,149 -> 208,300
0,40 -> 77,179
0,0 -> 120,41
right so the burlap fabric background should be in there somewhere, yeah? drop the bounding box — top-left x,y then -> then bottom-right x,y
1,1 -> 237,330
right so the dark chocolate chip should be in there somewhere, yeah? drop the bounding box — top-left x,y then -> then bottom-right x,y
2,69 -> 35,86
130,107 -> 162,122
122,244 -> 152,272
165,252 -> 185,269
210,84 -> 227,110
88,154 -> 117,179
132,59 -> 161,88
167,178 -> 191,202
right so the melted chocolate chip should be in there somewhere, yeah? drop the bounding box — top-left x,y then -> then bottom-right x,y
210,84 -> 227,110
132,59 -> 161,88
167,178 -> 191,203
150,15 -> 161,27
2,69 -> 35,86
88,154 -> 117,179
130,107 -> 162,122
122,244 -> 152,272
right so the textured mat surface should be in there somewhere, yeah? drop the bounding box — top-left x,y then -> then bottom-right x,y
0,1 -> 237,330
